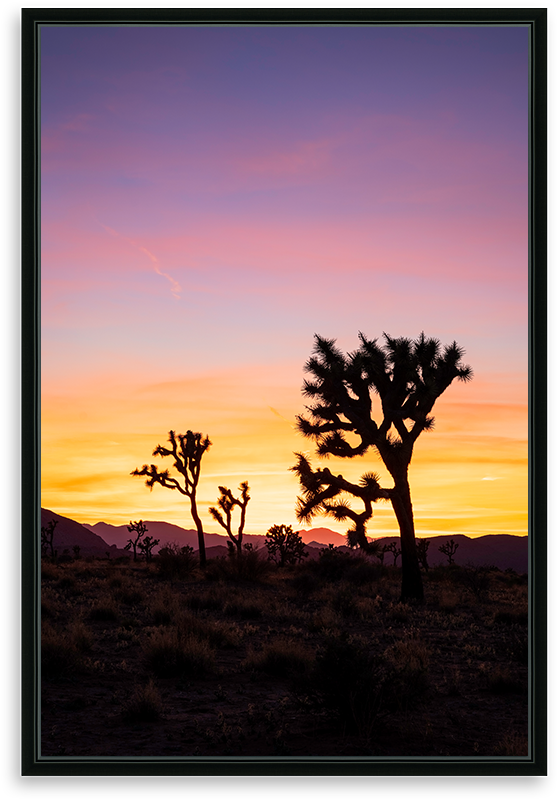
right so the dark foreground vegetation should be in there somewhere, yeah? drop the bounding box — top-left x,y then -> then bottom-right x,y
41,547 -> 528,758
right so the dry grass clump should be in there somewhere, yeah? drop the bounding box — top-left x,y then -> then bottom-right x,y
112,582 -> 145,605
177,611 -> 243,648
41,561 -> 61,581
121,680 -> 163,723
493,732 -> 528,756
382,636 -> 431,710
481,664 -> 525,695
244,638 -> 315,677
41,620 -> 92,676
88,595 -> 119,622
308,606 -> 342,633
156,542 -> 198,579
143,628 -> 216,677
203,550 -> 272,582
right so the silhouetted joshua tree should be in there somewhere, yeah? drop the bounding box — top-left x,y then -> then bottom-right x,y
292,332 -> 472,602
138,534 -> 160,562
416,538 -> 430,571
132,430 -> 212,567
124,520 -> 148,562
41,519 -> 58,558
209,481 -> 250,557
265,524 -> 308,567
384,541 -> 402,567
439,538 -> 459,565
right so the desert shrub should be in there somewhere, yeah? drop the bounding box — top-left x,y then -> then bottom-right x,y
223,596 -> 264,620
308,606 -> 342,632
143,628 -> 216,677
493,609 -> 528,626
177,611 -> 242,648
330,582 -> 359,617
67,620 -> 93,652
42,622 -> 91,676
387,602 -> 411,624
41,562 -> 60,581
436,587 -> 460,614
493,732 -> 528,756
290,570 -> 319,596
185,588 -> 226,613
344,558 -> 381,586
88,597 -> 119,622
113,583 -> 145,605
313,548 -> 355,581
312,633 -> 384,737
382,637 -> 430,710
454,565 -> 492,602
150,587 -> 179,625
156,542 -> 198,579
481,664 -> 524,694
204,550 -> 271,582
121,680 -> 163,722
244,639 -> 314,677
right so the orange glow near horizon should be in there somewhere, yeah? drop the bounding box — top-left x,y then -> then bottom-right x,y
41,364 -> 528,540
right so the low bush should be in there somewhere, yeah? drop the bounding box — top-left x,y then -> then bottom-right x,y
312,633 -> 384,738
204,550 -> 271,583
88,597 -> 119,622
121,680 -> 163,723
41,621 -> 92,676
244,639 -> 314,678
143,628 -> 216,677
156,543 -> 198,580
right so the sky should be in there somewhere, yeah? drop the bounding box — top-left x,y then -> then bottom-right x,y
40,24 -> 529,539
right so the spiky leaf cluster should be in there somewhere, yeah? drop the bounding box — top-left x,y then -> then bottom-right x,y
291,452 -> 390,551
131,430 -> 211,497
297,332 -> 473,469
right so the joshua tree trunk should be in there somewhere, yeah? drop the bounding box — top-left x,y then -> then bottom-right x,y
190,495 -> 206,568
390,477 -> 424,603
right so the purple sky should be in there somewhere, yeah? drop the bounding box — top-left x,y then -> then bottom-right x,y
40,24 -> 530,535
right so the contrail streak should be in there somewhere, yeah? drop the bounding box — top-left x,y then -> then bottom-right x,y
102,224 -> 182,299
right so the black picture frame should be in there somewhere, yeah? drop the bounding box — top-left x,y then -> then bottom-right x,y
22,6 -> 547,777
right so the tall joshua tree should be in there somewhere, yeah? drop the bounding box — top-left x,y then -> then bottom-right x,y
132,430 -> 211,567
293,332 -> 472,602
209,481 -> 250,557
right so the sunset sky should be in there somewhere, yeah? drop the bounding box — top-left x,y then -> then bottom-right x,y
40,24 -> 529,539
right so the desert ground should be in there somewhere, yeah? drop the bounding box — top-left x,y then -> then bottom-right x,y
41,546 -> 528,758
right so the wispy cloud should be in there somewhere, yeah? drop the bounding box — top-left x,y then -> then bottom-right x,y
102,225 -> 181,298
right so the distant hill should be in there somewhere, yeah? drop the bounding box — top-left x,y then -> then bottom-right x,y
375,534 -> 528,573
50,511 -> 528,572
83,520 -> 269,553
83,521 -> 347,552
41,509 -> 129,557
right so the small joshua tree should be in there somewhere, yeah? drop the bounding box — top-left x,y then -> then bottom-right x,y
416,538 -> 430,571
132,429 -> 212,567
124,520 -> 148,562
439,538 -> 459,565
384,541 -> 402,567
138,534 -> 160,562
209,481 -> 250,557
265,524 -> 308,567
41,519 -> 58,558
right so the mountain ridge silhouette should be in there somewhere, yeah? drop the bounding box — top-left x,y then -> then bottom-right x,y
41,509 -> 528,572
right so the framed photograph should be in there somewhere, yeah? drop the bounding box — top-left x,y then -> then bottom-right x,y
22,7 -> 547,776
